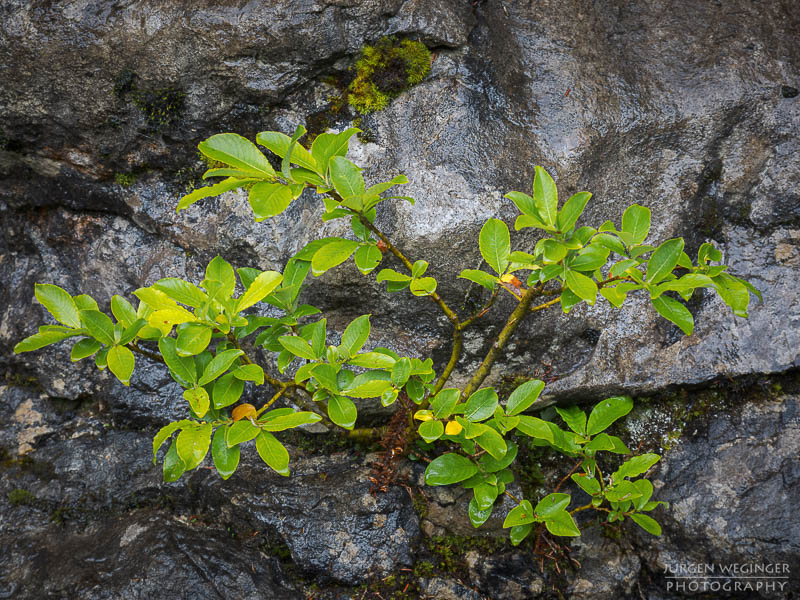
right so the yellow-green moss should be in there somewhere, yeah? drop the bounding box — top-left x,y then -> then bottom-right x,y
348,38 -> 432,115
114,172 -> 136,187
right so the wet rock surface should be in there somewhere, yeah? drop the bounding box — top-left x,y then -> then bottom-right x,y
1,0 -> 799,598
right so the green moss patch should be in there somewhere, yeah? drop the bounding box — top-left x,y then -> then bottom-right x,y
348,38 -> 432,114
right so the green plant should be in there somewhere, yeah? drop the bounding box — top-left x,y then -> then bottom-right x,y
14,126 -> 760,549
348,37 -> 431,114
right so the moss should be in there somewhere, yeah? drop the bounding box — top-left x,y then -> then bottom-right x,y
411,489 -> 429,519
425,534 -> 509,574
7,488 -> 37,506
130,86 -> 185,129
348,38 -> 432,115
114,172 -> 136,187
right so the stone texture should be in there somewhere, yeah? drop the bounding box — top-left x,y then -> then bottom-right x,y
1,0 -> 799,598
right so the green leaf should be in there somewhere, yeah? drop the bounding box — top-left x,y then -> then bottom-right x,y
256,130 -> 317,172
153,278 -> 208,308
278,335 -> 316,360
70,338 -> 102,361
261,411 -> 323,432
328,395 -> 357,430
391,357 -> 412,387
230,364 -> 263,385
458,269 -> 498,291
541,239 -> 567,264
651,295 -> 694,335
204,256 -> 236,300
469,497 -> 494,528
311,239 -> 360,276
184,386 -> 210,417
503,500 -> 535,527
341,314 -> 371,357
631,479 -> 655,510
34,283 -> 81,329
592,233 -> 627,257
329,156 -> 365,200
425,453 -> 478,486
630,513 -> 662,535
79,310 -> 115,346
311,128 -> 359,175
565,270 -> 598,304
177,177 -> 256,213
163,439 -> 186,482
510,523 -> 533,545
14,329 -> 75,353
176,323 -> 212,356
409,277 -> 437,296
110,295 -> 138,328
107,345 -> 135,385
534,493 -> 571,518
152,420 -> 189,464
199,132 -> 276,177
612,454 -> 660,482
476,428 -> 507,460
248,182 -> 295,221
311,363 -> 339,391
515,415 -> 554,442
348,352 -> 396,369
432,388 -> 460,419
587,396 -> 633,435
255,431 -> 290,476
621,204 -> 651,245
418,419 -> 444,443
212,373 -> 244,409
237,271 -> 282,311
158,337 -> 197,385
544,510 -> 580,536
464,388 -> 499,422
473,482 -> 499,511
354,245 -> 382,275
479,218 -> 511,275
479,441 -> 518,473
176,422 -> 212,470
646,238 -> 685,284
198,349 -> 244,386
376,268 -> 412,283
557,191 -> 591,233
345,378 -> 394,398
505,380 -> 545,416
533,166 -> 558,226
211,427 -> 240,480
505,190 -> 538,218
226,420 -> 260,447
571,473 -> 601,495
555,405 -> 587,435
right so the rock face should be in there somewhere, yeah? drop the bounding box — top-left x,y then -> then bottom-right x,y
1,0 -> 799,598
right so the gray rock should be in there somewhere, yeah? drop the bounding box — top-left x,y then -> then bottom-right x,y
0,511 -> 300,600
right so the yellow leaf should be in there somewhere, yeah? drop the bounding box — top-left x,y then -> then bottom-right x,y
445,421 -> 463,435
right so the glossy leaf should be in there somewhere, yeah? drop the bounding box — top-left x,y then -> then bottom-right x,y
71,338 -> 102,361
204,256 -> 236,300
158,337 -> 197,385
327,395 -> 357,430
464,388 -> 499,422
587,396 -> 633,435
418,419 -> 444,443
612,454 -> 660,482
177,177 -> 256,213
354,245 -> 382,274
646,238 -> 684,284
198,349 -> 244,386
153,278 -> 208,308
544,510 -> 581,537
479,218 -> 511,275
630,513 -> 661,535
329,156 -> 365,199
226,420 -> 260,447
237,271 -> 282,311
458,269 -> 498,291
505,380 -> 545,416
651,295 -> 694,335
176,323 -> 212,356
409,277 -> 437,296
212,427 -> 240,480
475,428 -> 507,460
425,453 -> 478,486
532,166 -> 558,226
256,130 -> 316,171
261,411 -> 323,432
34,283 -> 81,329
469,497 -> 493,528
184,386 -> 210,417
199,133 -> 275,177
212,373 -> 244,409
176,422 -> 212,470
621,204 -> 651,245
503,500 -> 535,527
163,439 -> 186,482
515,415 -> 554,442
565,270 -> 598,304
311,239 -> 359,276
107,345 -> 135,385
255,431 -> 290,476
555,405 -> 587,435
341,314 -> 370,357
557,191 -> 591,233
248,182 -> 295,221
